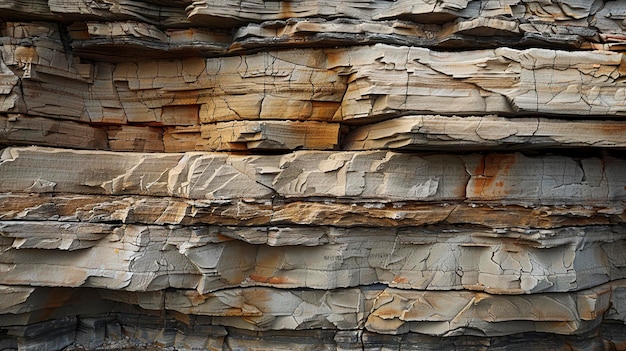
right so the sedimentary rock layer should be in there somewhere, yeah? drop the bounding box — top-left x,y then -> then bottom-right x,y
3,23 -> 626,126
1,147 -> 625,203
2,219 -> 626,294
2,0 -> 626,350
2,193 -> 623,229
344,115 -> 626,151
4,281 -> 626,336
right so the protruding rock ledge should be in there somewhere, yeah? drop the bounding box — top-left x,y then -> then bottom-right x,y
1,220 -> 625,294
1,147 -> 624,203
4,28 -> 626,124
5,281 -> 626,337
330,45 -> 626,122
344,115 -> 626,151
2,294 -> 623,351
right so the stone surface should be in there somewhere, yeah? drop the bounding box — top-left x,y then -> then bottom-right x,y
344,115 -> 626,151
2,220 -> 626,294
1,0 -> 626,350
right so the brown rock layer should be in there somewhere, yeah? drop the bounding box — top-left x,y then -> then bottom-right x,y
1,1 -> 626,350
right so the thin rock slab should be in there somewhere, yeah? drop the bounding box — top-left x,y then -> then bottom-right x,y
230,17 -> 597,52
68,22 -> 232,61
343,115 -> 626,151
98,281 -> 626,337
327,44 -> 626,121
2,146 -> 624,203
229,18 -> 436,52
199,120 -> 340,151
0,193 -> 623,229
0,221 -> 118,250
1,221 -> 625,294
0,114 -> 108,150
47,0 -> 190,27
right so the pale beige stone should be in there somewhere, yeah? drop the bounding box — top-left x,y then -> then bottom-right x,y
1,0 -> 626,345
328,45 -> 626,121
1,147 -> 624,203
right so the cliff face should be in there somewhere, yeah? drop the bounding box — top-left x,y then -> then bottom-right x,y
1,1 -> 626,350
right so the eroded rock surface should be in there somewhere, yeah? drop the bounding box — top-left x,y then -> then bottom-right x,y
1,1 -> 626,350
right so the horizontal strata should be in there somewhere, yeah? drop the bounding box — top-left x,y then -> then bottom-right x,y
2,1 -> 626,350
63,17 -> 606,61
3,316 -> 625,351
4,281 -> 626,337
343,115 -> 626,151
1,146 -> 624,203
1,193 -> 623,229
5,113 -> 626,152
5,0 -> 619,38
3,24 -> 626,125
1,220 -> 625,294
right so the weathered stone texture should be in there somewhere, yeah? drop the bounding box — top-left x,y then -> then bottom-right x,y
1,1 -> 626,350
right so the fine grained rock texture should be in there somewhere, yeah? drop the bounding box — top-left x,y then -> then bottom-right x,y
1,1 -> 626,351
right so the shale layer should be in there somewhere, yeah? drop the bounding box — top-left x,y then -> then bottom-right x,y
1,1 -> 626,350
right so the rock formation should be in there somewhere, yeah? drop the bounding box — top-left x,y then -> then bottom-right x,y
1,1 -> 626,350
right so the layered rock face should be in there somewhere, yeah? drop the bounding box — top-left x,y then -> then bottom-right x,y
1,1 -> 626,350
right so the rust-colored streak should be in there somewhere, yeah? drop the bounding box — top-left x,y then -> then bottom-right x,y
392,276 -> 409,284
249,247 -> 289,286
249,274 -> 268,283
216,233 -> 235,242
188,291 -> 210,305
597,121 -> 626,136
280,1 -> 295,19
267,276 -> 290,284
470,154 -> 517,197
